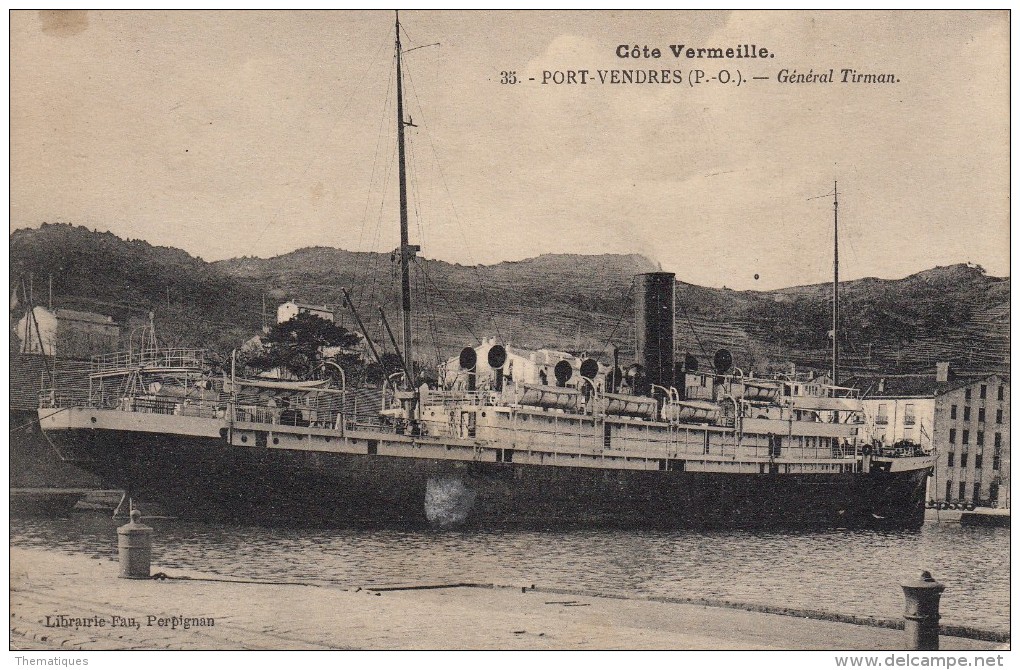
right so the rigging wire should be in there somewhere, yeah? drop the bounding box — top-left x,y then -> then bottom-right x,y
405,119 -> 426,333
402,59 -> 504,342
833,182 -> 869,370
357,56 -> 399,309
9,408 -> 70,435
675,291 -> 710,358
251,25 -> 396,251
350,45 -> 399,309
407,135 -> 425,250
407,125 -> 447,366
414,257 -> 481,345
597,277 -> 635,359
416,259 -> 443,366
362,136 -> 400,312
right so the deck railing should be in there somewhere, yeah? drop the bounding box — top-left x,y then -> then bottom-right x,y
420,389 -> 492,407
91,348 -> 207,374
39,390 -> 90,410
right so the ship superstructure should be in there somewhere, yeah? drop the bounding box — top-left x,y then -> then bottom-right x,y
37,13 -> 933,529
38,269 -> 933,528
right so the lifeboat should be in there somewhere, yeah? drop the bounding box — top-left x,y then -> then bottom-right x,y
601,392 -> 657,420
517,384 -> 581,412
738,380 -> 781,402
661,399 -> 721,424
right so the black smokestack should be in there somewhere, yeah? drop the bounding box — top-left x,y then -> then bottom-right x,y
634,272 -> 675,394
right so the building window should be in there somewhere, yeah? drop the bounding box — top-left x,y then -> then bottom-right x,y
978,408 -> 986,423
973,482 -> 981,502
998,385 -> 1004,401
904,403 -> 915,426
962,430 -> 969,445
990,482 -> 999,503
996,409 -> 1003,424
876,404 -> 888,425
975,453 -> 983,469
980,384 -> 987,399
977,431 -> 984,446
960,452 -> 968,468
949,428 -> 956,444
965,388 -> 972,400
950,405 -> 957,419
994,433 -> 1002,448
947,452 -> 955,467
959,481 -> 967,499
993,445 -> 1001,471
963,406 -> 971,421
946,480 -> 953,501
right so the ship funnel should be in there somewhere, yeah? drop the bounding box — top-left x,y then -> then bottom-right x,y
634,272 -> 675,394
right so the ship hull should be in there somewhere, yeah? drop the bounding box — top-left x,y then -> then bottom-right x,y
44,426 -> 928,530
10,409 -> 102,489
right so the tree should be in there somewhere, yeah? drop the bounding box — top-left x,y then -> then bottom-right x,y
363,352 -> 406,385
243,312 -> 361,379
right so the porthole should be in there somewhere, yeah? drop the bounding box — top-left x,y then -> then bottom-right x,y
273,437 -> 279,445
481,411 -> 487,417
241,435 -> 248,443
90,417 -> 97,424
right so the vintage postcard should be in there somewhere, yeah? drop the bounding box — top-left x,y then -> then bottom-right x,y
8,9 -> 1010,663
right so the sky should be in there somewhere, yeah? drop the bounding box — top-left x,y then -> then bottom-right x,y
9,10 -> 1010,290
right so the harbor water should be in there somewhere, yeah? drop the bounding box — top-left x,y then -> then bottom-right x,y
9,512 -> 1009,635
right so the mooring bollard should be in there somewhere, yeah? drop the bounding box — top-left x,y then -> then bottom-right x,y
901,570 -> 945,650
117,509 -> 153,579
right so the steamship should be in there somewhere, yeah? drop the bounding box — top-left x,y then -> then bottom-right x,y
37,14 -> 934,529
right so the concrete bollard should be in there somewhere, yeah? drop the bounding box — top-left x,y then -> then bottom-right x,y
901,570 -> 945,650
117,509 -> 153,579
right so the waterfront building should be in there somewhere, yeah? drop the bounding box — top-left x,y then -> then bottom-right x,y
14,306 -> 119,359
851,365 -> 1009,508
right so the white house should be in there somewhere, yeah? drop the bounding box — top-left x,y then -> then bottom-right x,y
276,300 -> 335,324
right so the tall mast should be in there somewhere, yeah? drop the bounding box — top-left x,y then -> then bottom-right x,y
395,11 -> 418,386
832,180 -> 839,387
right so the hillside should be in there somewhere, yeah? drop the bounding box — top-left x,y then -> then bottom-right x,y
9,223 -> 262,356
9,224 -> 1010,375
215,248 -> 657,360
